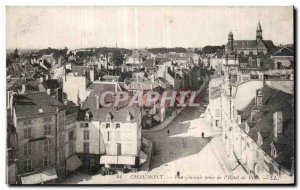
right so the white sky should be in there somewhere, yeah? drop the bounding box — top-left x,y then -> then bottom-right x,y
6,6 -> 294,49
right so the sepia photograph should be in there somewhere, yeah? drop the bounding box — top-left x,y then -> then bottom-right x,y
5,6 -> 295,185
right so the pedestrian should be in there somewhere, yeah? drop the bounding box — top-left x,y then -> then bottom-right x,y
176,171 -> 180,179
201,132 -> 205,138
167,129 -> 170,136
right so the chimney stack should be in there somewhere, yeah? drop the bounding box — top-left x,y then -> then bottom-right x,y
90,69 -> 95,82
256,89 -> 263,109
273,111 -> 283,139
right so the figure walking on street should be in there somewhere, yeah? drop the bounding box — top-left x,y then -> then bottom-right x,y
167,129 -> 170,136
176,171 -> 180,179
201,132 -> 205,138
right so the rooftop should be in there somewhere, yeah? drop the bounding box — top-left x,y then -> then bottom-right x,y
14,92 -> 65,118
239,85 -> 294,170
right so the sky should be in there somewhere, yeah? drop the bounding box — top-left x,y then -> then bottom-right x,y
6,6 -> 294,49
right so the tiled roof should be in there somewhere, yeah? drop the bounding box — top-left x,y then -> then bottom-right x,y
262,40 -> 275,50
81,83 -> 140,122
272,47 -> 294,57
232,40 -> 274,50
71,66 -> 90,76
156,58 -> 170,65
240,85 -> 294,170
142,59 -> 155,68
233,40 -> 257,49
7,78 -> 41,93
43,79 -> 60,89
14,92 -> 65,118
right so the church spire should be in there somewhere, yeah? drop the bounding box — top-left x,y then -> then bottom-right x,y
256,20 -> 263,42
257,20 -> 262,31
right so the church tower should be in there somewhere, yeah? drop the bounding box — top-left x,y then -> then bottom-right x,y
256,21 -> 263,43
228,31 -> 234,53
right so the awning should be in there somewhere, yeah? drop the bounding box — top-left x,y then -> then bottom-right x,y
100,156 -> 118,165
140,151 -> 148,165
21,168 -> 57,184
66,154 -> 83,171
117,156 -> 136,165
100,155 -> 136,165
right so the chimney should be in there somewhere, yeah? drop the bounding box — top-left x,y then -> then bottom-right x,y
95,95 -> 100,109
273,112 -> 283,139
90,69 -> 95,82
255,89 -> 263,109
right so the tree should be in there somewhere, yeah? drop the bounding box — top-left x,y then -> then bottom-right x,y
112,50 -> 124,67
13,48 -> 19,59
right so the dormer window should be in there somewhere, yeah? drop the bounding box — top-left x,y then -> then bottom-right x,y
245,123 -> 250,134
106,112 -> 113,122
126,111 -> 134,121
270,142 -> 277,158
257,132 -> 263,147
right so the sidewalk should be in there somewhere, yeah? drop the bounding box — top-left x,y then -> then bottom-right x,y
140,137 -> 153,172
210,135 -> 232,174
143,74 -> 209,133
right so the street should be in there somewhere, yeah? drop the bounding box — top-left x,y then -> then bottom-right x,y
142,84 -> 225,182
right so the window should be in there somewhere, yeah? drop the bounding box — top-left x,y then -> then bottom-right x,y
58,150 -> 64,162
106,123 -> 110,128
83,142 -> 89,153
24,143 -> 31,156
80,123 -> 88,128
116,123 -> 120,128
215,120 -> 219,127
215,109 -> 220,117
23,128 -> 32,139
44,117 -> 52,123
44,124 -> 52,135
44,139 -> 52,151
69,142 -> 74,155
58,135 -> 63,147
43,154 -> 52,167
23,159 -> 32,172
23,119 -> 32,126
69,130 -> 74,140
83,130 -> 89,140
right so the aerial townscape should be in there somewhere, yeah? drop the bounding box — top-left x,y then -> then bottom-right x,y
6,16 -> 294,184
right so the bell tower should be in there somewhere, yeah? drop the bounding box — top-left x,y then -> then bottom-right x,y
256,21 -> 263,43
228,31 -> 234,53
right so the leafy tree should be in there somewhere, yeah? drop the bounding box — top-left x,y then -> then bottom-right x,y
112,50 -> 124,67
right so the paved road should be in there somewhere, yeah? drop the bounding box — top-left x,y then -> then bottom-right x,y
142,84 -> 225,182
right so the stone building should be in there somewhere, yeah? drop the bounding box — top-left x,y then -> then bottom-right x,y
11,92 -> 68,184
